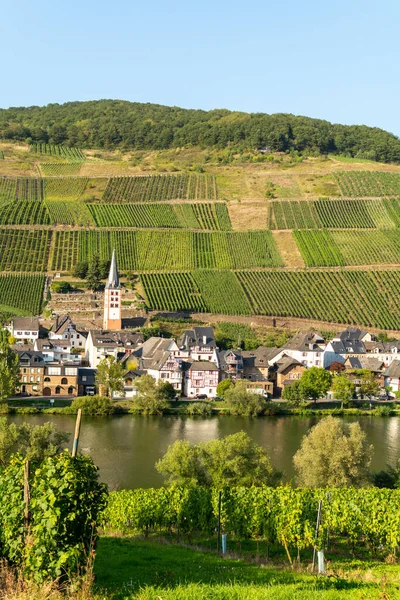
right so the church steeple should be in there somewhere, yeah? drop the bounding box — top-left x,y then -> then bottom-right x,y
103,250 -> 122,330
106,250 -> 120,289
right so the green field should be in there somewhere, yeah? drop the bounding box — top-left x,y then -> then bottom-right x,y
141,269 -> 400,329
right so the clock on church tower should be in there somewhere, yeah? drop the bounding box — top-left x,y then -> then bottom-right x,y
103,250 -> 122,330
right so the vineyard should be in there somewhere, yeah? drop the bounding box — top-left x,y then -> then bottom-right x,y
268,198 -> 398,229
141,269 -> 400,329
49,230 -> 283,271
103,174 -> 218,202
104,486 -> 400,558
30,143 -> 85,161
89,202 -> 231,230
0,273 -> 45,314
334,171 -> 400,197
45,201 -> 95,226
39,163 -> 83,177
0,229 -> 51,272
294,229 -> 400,266
0,201 -> 50,225
44,177 -> 88,200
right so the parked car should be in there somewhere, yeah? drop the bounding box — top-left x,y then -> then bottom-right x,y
195,394 -> 208,400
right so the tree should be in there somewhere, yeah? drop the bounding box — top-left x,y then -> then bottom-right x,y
282,380 -> 306,406
216,379 -> 233,398
332,374 -> 355,407
133,374 -> 169,415
71,395 -> 114,415
72,261 -> 88,279
0,329 -> 20,401
99,258 -> 111,279
86,254 -> 102,291
224,381 -> 267,416
51,281 -> 72,293
96,355 -> 124,398
359,370 -> 380,399
293,416 -> 373,487
299,367 -> 332,402
159,381 -> 176,400
156,431 -> 278,487
0,418 -> 69,466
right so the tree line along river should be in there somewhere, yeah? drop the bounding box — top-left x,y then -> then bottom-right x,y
8,414 -> 400,489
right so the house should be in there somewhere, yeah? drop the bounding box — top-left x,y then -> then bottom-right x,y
139,337 -> 183,393
281,332 -> 325,369
78,368 -> 97,396
184,361 -> 219,398
8,317 -> 40,343
364,340 -> 400,368
344,357 -> 386,390
384,361 -> 400,396
48,314 -> 87,349
324,328 -> 372,367
218,349 -> 244,381
115,370 -> 145,399
242,346 -> 282,381
17,350 -> 79,396
272,355 -> 307,395
85,330 -> 144,368
18,350 -> 45,396
34,339 -> 82,364
176,327 -> 219,364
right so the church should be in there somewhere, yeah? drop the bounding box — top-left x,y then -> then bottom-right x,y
103,250 -> 122,330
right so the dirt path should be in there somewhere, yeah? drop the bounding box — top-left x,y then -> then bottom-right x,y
271,231 -> 305,267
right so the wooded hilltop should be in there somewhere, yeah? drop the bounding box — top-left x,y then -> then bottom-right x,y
1,100 -> 400,163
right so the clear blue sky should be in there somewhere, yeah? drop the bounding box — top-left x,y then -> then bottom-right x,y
2,0 -> 400,134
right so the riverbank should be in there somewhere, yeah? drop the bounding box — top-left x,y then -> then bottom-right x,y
5,397 -> 400,418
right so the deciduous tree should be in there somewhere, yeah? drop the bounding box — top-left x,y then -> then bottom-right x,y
96,355 -> 124,398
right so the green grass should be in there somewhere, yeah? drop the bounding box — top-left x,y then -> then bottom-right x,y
94,537 -> 400,599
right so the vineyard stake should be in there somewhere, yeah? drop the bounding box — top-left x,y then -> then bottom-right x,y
72,408 -> 82,457
217,490 -> 222,553
312,499 -> 323,573
24,459 -> 30,531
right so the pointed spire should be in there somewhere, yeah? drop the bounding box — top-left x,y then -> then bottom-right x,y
106,250 -> 120,289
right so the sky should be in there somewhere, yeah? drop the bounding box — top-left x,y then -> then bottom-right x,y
1,0 -> 400,134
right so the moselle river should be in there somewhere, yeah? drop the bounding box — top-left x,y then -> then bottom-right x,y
8,414 -> 400,489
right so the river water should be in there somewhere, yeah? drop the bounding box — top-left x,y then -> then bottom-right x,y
8,414 -> 400,489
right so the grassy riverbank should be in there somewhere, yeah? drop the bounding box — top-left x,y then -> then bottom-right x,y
92,537 -> 400,599
5,397 -> 400,418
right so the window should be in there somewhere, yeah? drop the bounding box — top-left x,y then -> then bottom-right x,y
65,367 -> 77,376
209,389 -> 212,393
23,376 -> 27,382
55,386 -> 61,394
82,376 -> 87,382
302,352 -> 307,357
61,377 -> 68,385
48,367 -> 61,376
36,377 -> 40,382
68,386 -> 74,394
17,331 -> 22,335
44,377 -> 50,382
23,368 -> 27,374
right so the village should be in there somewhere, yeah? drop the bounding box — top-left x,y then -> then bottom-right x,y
7,252 -> 400,403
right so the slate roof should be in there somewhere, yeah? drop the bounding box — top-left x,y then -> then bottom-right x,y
17,350 -> 46,366
218,349 -> 243,370
345,357 -> 385,372
178,327 -> 216,351
138,337 -> 181,371
90,330 -> 144,348
276,355 -> 305,374
51,315 -> 72,335
105,250 -> 120,289
188,361 -> 219,372
385,360 -> 400,379
78,368 -> 97,385
283,332 -> 324,352
12,317 -> 39,332
242,346 -> 281,367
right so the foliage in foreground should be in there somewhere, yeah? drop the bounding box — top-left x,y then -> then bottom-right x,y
104,485 -> 400,561
0,452 -> 107,583
155,432 -> 277,487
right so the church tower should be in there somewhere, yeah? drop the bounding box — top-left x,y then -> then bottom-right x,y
103,250 -> 122,330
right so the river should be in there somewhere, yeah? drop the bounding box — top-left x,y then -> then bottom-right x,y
8,414 -> 400,489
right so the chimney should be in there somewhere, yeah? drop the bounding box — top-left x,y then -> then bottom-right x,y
203,335 -> 207,345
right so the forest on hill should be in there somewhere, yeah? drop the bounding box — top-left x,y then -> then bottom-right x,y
1,100 -> 400,163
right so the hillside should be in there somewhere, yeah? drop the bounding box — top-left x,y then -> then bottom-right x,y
1,140 -> 400,333
1,100 -> 400,162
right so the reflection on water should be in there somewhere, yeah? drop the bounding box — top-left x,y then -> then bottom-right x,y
7,414 -> 400,489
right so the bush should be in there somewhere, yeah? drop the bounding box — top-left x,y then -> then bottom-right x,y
70,395 -> 114,416
186,402 -> 213,416
0,452 -> 107,582
51,281 -> 72,293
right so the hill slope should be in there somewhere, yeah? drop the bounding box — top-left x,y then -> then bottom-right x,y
1,100 -> 400,162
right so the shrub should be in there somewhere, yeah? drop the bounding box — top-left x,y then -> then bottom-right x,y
186,402 -> 213,416
70,395 -> 114,416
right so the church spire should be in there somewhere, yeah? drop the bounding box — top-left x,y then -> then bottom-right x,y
106,250 -> 120,289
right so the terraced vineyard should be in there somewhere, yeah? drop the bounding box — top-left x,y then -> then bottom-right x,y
45,201 -> 95,226
269,198 -> 398,229
0,201 -> 50,225
0,229 -> 51,271
140,269 -> 400,329
334,171 -> 400,197
39,163 -> 83,177
45,177 -> 88,200
103,174 -> 218,202
0,274 -> 45,314
50,230 -> 283,271
30,143 -> 85,161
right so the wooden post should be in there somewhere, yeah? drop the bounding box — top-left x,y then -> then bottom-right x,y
312,499 -> 323,572
71,408 -> 82,457
24,460 -> 30,530
217,490 -> 222,553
